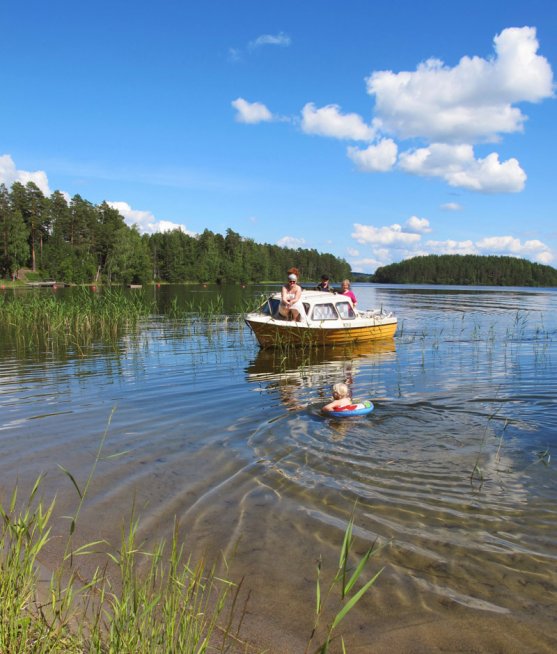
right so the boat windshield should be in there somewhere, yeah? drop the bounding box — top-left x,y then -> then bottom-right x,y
336,302 -> 356,319
260,297 -> 281,316
310,303 -> 338,321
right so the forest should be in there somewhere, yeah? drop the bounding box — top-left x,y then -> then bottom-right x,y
369,254 -> 557,286
0,181 -> 350,285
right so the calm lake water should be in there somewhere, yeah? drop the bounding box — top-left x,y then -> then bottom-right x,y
1,283 -> 556,652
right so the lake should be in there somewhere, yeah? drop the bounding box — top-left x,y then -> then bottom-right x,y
0,283 -> 556,652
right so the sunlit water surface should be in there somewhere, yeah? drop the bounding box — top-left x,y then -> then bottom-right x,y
1,284 -> 556,652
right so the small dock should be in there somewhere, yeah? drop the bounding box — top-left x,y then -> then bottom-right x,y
26,281 -> 58,287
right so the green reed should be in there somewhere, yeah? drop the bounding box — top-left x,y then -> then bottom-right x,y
0,482 -> 381,654
0,411 -> 384,653
0,410 -> 245,654
305,512 -> 385,654
0,288 -> 155,355
0,487 -> 243,653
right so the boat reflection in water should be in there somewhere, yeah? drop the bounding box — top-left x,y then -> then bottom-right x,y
245,340 -> 396,412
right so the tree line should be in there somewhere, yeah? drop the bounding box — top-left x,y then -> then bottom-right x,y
370,254 -> 557,286
0,181 -> 350,285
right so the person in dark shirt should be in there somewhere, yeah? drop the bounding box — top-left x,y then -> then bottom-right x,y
316,274 -> 332,292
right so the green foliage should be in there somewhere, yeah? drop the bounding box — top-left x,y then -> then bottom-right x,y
0,482 -> 242,653
0,287 -> 155,355
0,184 -> 29,277
0,182 -> 350,284
372,254 -> 557,287
0,420 -> 383,653
306,513 -> 385,653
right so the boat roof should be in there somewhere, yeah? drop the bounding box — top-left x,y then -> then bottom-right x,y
267,289 -> 352,303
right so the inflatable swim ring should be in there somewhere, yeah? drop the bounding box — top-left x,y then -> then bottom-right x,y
325,400 -> 374,418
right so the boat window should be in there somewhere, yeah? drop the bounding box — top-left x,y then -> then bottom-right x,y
336,302 -> 356,319
261,298 -> 281,316
311,303 -> 338,321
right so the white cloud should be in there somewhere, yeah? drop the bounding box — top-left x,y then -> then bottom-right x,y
292,27 -> 552,194
346,247 -> 360,257
232,97 -> 273,124
425,239 -> 478,255
476,235 -> 552,262
350,217 -> 554,272
0,154 -> 51,196
536,251 -> 554,265
405,216 -> 431,233
349,256 -> 388,271
277,235 -> 306,248
249,32 -> 291,50
366,26 -> 553,143
228,47 -> 242,63
441,202 -> 463,211
347,138 -> 398,171
301,103 -> 376,141
352,223 -> 422,246
399,143 -> 526,192
108,201 -> 194,235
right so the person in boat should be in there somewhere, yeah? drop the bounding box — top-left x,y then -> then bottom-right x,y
322,383 -> 352,412
279,268 -> 304,321
340,279 -> 357,306
316,274 -> 333,292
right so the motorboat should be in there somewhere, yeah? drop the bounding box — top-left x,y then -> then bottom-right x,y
244,290 -> 397,348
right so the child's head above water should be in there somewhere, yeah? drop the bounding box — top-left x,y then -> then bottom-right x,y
332,383 -> 350,399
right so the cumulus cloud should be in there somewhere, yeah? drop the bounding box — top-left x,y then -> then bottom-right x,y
249,32 -> 291,50
108,201 -> 195,236
353,27 -> 552,193
367,26 -> 553,143
301,103 -> 376,141
349,216 -> 554,272
476,235 -> 552,262
277,235 -> 306,248
425,239 -> 478,255
234,27 -> 553,193
441,202 -> 463,211
347,138 -> 397,171
232,97 -> 273,124
348,255 -> 388,272
0,154 -> 51,195
405,216 -> 431,233
399,143 -> 526,192
352,223 -> 422,246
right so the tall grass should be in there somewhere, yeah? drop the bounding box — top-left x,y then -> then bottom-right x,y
0,412 -> 246,653
0,485 -> 244,653
305,513 -> 385,654
0,484 -> 383,653
0,288 -> 155,354
0,414 -> 384,653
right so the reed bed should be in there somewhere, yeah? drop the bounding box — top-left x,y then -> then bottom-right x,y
0,485 -> 244,653
0,482 -> 383,654
0,288 -> 155,355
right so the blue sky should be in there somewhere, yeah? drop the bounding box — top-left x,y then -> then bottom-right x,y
1,0 -> 556,273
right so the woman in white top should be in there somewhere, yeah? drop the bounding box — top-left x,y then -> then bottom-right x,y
279,270 -> 304,321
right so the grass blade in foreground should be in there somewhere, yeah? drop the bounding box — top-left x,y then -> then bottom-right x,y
305,514 -> 386,654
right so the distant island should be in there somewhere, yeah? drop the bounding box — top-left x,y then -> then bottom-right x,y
353,255 -> 557,287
